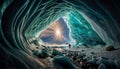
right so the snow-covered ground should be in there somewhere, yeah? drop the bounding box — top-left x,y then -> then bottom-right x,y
66,46 -> 120,60
65,45 -> 120,69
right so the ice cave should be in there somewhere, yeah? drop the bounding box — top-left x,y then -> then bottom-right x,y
0,0 -> 120,69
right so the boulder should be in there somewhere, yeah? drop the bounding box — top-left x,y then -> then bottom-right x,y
91,51 -> 95,54
52,49 -> 63,56
106,46 -> 115,51
52,56 -> 76,69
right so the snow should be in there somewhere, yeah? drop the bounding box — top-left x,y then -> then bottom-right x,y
65,45 -> 120,69
66,45 -> 120,60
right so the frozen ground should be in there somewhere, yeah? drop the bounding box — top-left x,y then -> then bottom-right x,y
31,44 -> 120,69
65,45 -> 120,69
66,45 -> 120,60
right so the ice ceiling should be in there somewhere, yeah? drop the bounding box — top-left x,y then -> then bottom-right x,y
1,0 -> 120,48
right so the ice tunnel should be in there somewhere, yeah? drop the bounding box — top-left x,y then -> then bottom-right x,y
0,0 -> 120,69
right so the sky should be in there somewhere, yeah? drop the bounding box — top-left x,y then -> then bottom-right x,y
39,17 -> 71,44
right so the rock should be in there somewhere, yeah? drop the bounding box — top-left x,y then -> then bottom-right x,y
81,49 -> 84,52
52,56 -> 76,69
82,44 -> 89,48
33,50 -> 40,56
72,56 -> 77,61
91,52 -> 95,54
106,46 -> 115,51
100,57 -> 108,60
52,49 -> 63,56
98,63 -> 108,69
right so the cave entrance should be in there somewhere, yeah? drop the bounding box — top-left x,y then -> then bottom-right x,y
39,17 -> 71,47
28,10 -> 106,48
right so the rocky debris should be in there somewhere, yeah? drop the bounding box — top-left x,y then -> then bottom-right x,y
106,46 -> 116,51
66,51 -> 99,69
32,46 -> 120,69
65,50 -> 120,69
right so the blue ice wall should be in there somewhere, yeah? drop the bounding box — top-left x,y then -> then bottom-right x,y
63,11 -> 106,46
